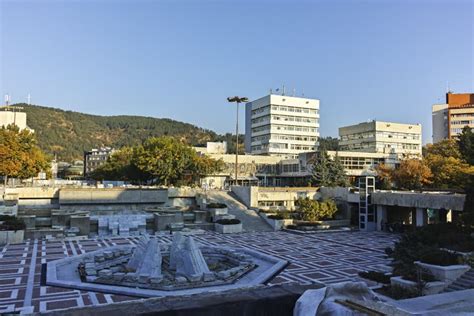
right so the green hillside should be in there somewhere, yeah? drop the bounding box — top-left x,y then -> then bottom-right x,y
16,103 -> 236,161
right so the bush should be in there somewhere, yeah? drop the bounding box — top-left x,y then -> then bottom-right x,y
215,219 -> 241,225
419,250 -> 460,266
207,203 -> 227,209
377,285 -> 420,300
388,223 -> 468,280
268,214 -> 285,220
358,271 -> 391,284
295,197 -> 337,222
0,215 -> 26,231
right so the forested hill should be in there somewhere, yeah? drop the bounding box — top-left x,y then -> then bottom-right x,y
17,103 -> 234,161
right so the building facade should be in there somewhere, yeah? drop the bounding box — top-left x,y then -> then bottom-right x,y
244,94 -> 320,159
339,120 -> 422,159
83,147 -> 115,176
0,110 -> 34,132
432,92 -> 474,142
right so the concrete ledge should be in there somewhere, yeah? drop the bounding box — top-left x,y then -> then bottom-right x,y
415,261 -> 470,284
36,282 -> 323,316
215,223 -> 242,234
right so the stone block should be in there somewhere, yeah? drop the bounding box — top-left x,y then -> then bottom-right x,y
70,215 -> 90,236
19,215 -> 36,229
103,251 -> 114,260
175,276 -> 187,284
203,272 -> 216,282
86,269 -> 97,276
154,213 -> 179,231
193,211 -> 207,224
94,254 -> 105,262
98,269 -> 112,277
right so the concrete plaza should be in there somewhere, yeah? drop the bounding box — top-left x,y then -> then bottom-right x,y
0,231 -> 397,314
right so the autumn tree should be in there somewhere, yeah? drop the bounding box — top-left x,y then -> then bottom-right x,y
458,126 -> 474,165
0,125 -> 50,185
391,159 -> 432,190
424,140 -> 474,189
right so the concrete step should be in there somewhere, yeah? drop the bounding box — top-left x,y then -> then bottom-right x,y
452,280 -> 474,288
205,190 -> 272,232
447,284 -> 468,291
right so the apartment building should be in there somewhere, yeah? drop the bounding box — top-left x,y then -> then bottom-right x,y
432,92 -> 474,142
83,147 -> 115,176
244,94 -> 320,159
339,121 -> 422,158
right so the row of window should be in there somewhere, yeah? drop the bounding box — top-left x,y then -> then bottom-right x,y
451,113 -> 474,118
451,120 -> 474,125
251,143 -> 315,151
340,131 -> 420,141
251,134 -> 318,143
251,114 -> 318,125
251,105 -> 318,116
252,124 -> 318,134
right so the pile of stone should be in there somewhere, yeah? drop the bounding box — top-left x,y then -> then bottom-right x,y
80,234 -> 257,290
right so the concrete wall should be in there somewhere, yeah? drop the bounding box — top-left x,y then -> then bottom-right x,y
0,230 -> 24,245
231,186 -> 259,208
59,188 -> 168,205
372,191 -> 466,211
6,187 -> 60,199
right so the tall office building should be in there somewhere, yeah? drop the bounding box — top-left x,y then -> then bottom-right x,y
339,120 -> 422,158
432,92 -> 474,142
245,94 -> 320,159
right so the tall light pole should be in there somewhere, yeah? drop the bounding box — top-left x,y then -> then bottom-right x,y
227,96 -> 248,186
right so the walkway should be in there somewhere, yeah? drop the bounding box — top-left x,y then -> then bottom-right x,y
205,190 -> 272,232
0,231 -> 397,314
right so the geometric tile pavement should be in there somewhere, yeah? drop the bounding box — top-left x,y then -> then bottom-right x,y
0,231 -> 398,313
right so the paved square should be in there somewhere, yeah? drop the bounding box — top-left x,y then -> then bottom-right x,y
0,231 -> 397,314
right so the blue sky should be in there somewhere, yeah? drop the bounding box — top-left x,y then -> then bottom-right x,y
1,0 -> 473,143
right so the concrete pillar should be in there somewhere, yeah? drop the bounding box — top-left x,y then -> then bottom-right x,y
447,209 -> 453,223
154,213 -> 177,231
415,208 -> 427,227
376,205 -> 387,231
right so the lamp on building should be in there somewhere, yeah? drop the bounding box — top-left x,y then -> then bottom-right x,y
227,96 -> 248,186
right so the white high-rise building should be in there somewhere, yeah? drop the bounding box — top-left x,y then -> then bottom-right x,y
245,94 -> 320,159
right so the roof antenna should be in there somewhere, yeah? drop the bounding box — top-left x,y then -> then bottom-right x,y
282,85 -> 285,96
446,81 -> 451,94
27,93 -> 31,105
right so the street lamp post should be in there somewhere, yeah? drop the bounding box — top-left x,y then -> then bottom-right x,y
227,96 -> 248,186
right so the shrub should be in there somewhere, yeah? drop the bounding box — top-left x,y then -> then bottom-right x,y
358,271 -> 391,284
388,223 -> 468,280
268,214 -> 285,220
377,285 -> 420,300
215,219 -> 241,225
419,250 -> 460,266
0,215 -> 26,231
207,203 -> 227,209
295,197 -> 337,222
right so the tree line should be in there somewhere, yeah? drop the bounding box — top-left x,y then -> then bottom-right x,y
90,136 -> 224,186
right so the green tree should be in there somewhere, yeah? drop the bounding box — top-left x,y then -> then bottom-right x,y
318,137 -> 339,151
90,147 -> 148,182
311,151 -> 348,187
91,137 -> 222,186
458,126 -> 474,165
295,197 -> 338,221
0,125 -> 50,185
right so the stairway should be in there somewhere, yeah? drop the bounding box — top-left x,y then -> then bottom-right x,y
444,268 -> 474,292
205,190 -> 273,232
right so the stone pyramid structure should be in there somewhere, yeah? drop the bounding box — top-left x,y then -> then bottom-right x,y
175,235 -> 210,281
